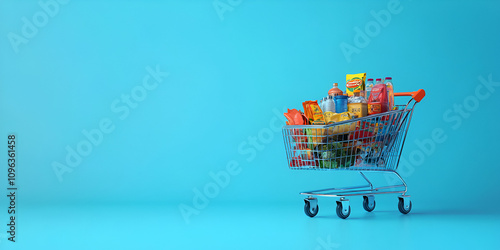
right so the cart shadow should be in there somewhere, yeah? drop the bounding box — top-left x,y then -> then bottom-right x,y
314,209 -> 496,220
314,209 -> 402,219
314,213 -> 380,220
314,216 -> 363,220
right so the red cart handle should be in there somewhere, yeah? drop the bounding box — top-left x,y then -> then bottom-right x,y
394,89 -> 426,103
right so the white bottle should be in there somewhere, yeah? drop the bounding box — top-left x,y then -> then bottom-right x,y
366,78 -> 374,99
322,96 -> 335,113
320,97 -> 327,112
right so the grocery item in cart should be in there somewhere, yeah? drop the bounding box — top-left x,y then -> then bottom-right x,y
320,96 -> 335,113
368,83 -> 389,115
334,95 -> 348,113
385,77 -> 395,111
326,112 -> 357,134
316,142 -> 343,169
305,127 -> 326,149
346,73 -> 366,96
303,101 -> 326,125
290,155 -> 318,167
366,78 -> 374,98
317,141 -> 359,169
328,83 -> 344,97
323,112 -> 336,124
348,90 -> 368,118
284,109 -> 308,125
324,112 -> 352,124
320,97 -> 326,112
360,90 -> 367,99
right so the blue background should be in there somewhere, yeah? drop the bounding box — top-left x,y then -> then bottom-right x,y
1,0 -> 500,249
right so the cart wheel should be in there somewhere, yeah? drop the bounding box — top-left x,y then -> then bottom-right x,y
398,198 -> 412,214
336,202 -> 351,219
362,196 -> 376,212
304,200 -> 319,217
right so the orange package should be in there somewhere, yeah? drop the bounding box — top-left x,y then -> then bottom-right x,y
284,109 -> 308,125
302,101 -> 325,125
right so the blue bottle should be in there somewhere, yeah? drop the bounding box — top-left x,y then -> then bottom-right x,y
334,95 -> 348,113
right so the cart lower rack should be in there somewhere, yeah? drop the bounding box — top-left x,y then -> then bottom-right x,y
282,90 -> 425,219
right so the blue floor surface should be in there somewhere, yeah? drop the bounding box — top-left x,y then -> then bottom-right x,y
2,201 -> 499,250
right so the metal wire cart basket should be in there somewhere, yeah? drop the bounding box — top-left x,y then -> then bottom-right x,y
282,90 -> 425,219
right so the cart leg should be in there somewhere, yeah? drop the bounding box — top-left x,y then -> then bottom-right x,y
391,171 -> 408,195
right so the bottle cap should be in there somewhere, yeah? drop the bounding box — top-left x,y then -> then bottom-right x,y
367,78 -> 373,81
333,83 -> 338,87
376,78 -> 382,81
385,77 -> 392,80
354,90 -> 360,96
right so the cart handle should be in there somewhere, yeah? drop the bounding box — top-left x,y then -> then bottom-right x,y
394,89 -> 426,103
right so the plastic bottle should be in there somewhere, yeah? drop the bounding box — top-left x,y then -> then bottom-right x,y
328,83 -> 343,97
348,90 -> 368,118
320,96 -> 335,113
334,95 -> 348,113
366,79 -> 374,99
385,77 -> 394,111
320,97 -> 326,112
324,96 -> 335,113
375,78 -> 383,85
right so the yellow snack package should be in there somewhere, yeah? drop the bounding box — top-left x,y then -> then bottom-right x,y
339,112 -> 353,121
346,73 -> 366,97
324,112 -> 351,123
326,112 -> 357,135
302,101 -> 325,125
323,112 -> 336,124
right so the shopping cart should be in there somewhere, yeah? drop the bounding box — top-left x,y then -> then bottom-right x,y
282,90 -> 425,219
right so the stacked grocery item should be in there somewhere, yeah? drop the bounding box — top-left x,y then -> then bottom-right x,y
284,73 -> 397,169
284,73 -> 396,125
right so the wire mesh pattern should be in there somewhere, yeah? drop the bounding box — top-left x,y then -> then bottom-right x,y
282,108 -> 413,171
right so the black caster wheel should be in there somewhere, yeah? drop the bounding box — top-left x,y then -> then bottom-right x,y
363,196 -> 376,212
336,201 -> 351,219
304,199 -> 319,217
398,198 -> 412,214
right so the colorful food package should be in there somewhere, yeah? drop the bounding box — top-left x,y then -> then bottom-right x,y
323,112 -> 336,124
324,112 -> 352,124
346,73 -> 366,97
284,109 -> 308,125
367,84 -> 389,115
306,127 -> 326,149
326,112 -> 357,135
302,101 -> 325,125
348,102 -> 368,118
283,109 -> 310,149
